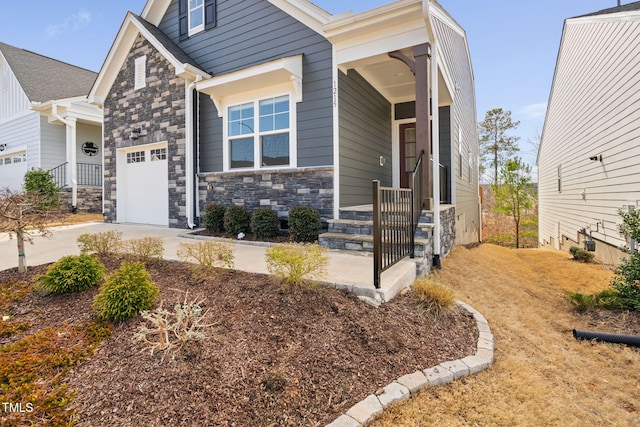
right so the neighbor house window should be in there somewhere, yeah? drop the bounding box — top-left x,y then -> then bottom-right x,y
227,95 -> 291,170
179,0 -> 217,40
458,125 -> 463,179
134,56 -> 146,90
557,164 -> 562,192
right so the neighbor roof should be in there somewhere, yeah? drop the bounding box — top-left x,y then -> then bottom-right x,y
576,1 -> 640,18
0,42 -> 97,103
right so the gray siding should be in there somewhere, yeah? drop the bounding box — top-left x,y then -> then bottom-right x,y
39,116 -> 65,170
339,69 -> 392,207
0,111 -> 40,169
159,0 -> 334,171
433,16 -> 479,244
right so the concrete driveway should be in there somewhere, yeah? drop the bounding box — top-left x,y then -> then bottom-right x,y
0,222 -> 416,302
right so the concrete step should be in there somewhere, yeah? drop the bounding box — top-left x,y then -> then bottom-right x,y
338,205 -> 375,221
327,218 -> 374,235
319,232 -> 429,253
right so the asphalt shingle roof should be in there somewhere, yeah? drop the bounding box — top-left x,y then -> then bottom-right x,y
0,42 -> 97,103
576,1 -> 640,18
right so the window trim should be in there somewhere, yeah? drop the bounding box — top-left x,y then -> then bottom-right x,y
188,0 -> 205,36
222,91 -> 297,172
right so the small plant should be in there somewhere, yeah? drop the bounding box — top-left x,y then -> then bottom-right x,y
124,237 -> 164,264
77,231 -> 124,256
37,254 -> 105,294
134,293 -> 211,359
251,208 -> 279,239
203,204 -> 226,233
224,204 -> 251,235
567,289 -> 624,311
23,168 -> 60,210
569,246 -> 594,263
93,262 -> 159,322
261,372 -> 288,393
177,241 -> 234,273
411,277 -> 457,317
265,243 -> 328,290
610,208 -> 640,310
288,206 -> 322,242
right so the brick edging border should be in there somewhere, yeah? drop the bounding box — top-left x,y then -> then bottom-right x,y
325,301 -> 494,427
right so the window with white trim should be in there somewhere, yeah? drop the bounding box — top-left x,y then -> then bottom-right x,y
189,0 -> 205,35
134,56 -> 146,90
150,148 -> 167,161
127,151 -> 145,164
227,95 -> 291,170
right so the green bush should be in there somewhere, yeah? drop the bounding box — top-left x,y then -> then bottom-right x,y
251,208 -> 279,239
610,208 -> 640,310
569,246 -> 594,263
37,254 -> 105,294
288,206 -> 322,242
93,262 -> 159,322
567,289 -> 624,311
203,204 -> 226,233
23,169 -> 60,210
224,205 -> 251,235
124,237 -> 164,264
77,231 -> 123,256
177,241 -> 234,273
265,243 -> 328,290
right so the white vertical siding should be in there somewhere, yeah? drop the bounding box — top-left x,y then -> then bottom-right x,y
538,14 -> 640,256
0,53 -> 31,120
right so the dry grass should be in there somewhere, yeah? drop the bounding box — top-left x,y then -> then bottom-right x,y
44,212 -> 103,227
370,244 -> 640,427
411,277 -> 457,317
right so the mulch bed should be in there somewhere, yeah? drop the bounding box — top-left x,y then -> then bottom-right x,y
1,258 -> 478,426
192,229 -> 292,243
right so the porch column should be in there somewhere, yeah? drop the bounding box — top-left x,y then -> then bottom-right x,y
414,44 -> 432,210
65,117 -> 78,211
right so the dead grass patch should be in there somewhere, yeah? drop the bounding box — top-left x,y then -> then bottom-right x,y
370,244 -> 640,427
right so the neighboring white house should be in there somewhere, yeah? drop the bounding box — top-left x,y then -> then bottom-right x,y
537,2 -> 640,264
0,42 -> 103,212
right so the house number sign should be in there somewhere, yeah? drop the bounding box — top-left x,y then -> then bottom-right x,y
82,141 -> 99,157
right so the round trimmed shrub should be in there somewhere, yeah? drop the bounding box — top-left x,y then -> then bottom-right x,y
288,206 -> 321,242
224,204 -> 251,235
37,254 -> 105,293
251,208 -> 279,239
93,262 -> 159,323
203,204 -> 226,233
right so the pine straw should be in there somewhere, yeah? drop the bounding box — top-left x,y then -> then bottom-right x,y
370,244 -> 640,427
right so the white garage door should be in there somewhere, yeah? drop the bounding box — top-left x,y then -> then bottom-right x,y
0,151 -> 27,192
118,145 -> 168,226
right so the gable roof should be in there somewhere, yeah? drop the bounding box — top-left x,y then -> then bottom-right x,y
576,1 -> 640,18
89,12 -> 209,106
0,42 -> 97,103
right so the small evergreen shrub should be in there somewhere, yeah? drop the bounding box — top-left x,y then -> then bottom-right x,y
567,289 -> 624,311
251,208 -> 279,239
93,262 -> 159,322
77,231 -> 123,256
412,278 -> 456,317
177,241 -> 235,273
23,169 -> 60,210
37,254 -> 105,294
569,246 -> 594,263
203,204 -> 226,233
265,243 -> 328,290
224,205 -> 251,235
124,237 -> 164,264
288,206 -> 322,242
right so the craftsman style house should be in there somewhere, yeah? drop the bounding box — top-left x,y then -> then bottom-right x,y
90,0 -> 480,259
538,2 -> 640,264
0,42 -> 103,212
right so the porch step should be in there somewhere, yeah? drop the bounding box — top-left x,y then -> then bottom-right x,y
319,232 -> 430,254
328,218 -> 373,235
338,205 -> 375,221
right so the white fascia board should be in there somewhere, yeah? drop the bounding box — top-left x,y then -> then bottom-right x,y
196,55 -> 303,116
268,0 -> 331,36
141,0 -> 171,26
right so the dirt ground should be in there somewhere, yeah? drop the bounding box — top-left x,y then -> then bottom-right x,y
0,257 -> 477,426
370,244 -> 640,427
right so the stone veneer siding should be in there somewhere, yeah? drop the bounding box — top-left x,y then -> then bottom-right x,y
198,167 -> 334,222
440,205 -> 456,257
59,187 -> 103,214
103,34 -> 188,228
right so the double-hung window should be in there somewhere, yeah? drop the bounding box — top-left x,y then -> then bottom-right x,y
189,0 -> 204,35
179,0 -> 216,40
227,95 -> 291,170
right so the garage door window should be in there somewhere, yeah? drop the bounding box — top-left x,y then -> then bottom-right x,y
150,148 -> 167,161
127,151 -> 145,164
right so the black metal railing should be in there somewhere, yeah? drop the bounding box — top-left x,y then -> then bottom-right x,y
373,151 -> 424,289
49,162 -> 102,188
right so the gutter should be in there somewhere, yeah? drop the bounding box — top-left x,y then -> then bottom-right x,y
185,73 -> 204,229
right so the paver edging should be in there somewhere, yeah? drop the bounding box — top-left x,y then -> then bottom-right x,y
324,300 -> 494,427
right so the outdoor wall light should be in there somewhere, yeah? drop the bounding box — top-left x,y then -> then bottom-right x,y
129,127 -> 142,140
0,143 -> 6,151
589,154 -> 602,162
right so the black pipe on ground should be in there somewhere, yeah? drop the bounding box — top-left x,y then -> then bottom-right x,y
572,329 -> 640,347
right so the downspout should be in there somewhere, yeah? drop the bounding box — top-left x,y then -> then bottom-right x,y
51,103 -> 78,212
424,0 -> 441,269
185,74 -> 203,229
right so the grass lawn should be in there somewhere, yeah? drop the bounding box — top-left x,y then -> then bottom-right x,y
370,244 -> 640,426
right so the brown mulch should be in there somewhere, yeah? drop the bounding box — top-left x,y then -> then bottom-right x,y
192,229 -> 292,243
1,258 -> 477,427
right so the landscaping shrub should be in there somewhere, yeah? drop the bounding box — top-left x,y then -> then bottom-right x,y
37,254 -> 105,294
177,241 -> 234,273
23,168 -> 60,210
203,204 -> 226,233
224,204 -> 251,235
569,246 -> 594,262
251,208 -> 279,239
124,237 -> 164,264
265,243 -> 328,290
610,208 -> 640,310
412,277 -> 457,317
567,289 -> 624,311
288,206 -> 322,242
77,231 -> 123,256
93,262 -> 159,322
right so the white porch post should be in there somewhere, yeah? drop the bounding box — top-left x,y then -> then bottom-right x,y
65,117 -> 78,211
431,42 -> 441,268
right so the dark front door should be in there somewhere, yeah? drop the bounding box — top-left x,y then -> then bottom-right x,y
399,122 -> 417,188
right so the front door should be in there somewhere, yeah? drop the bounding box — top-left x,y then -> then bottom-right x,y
399,122 -> 417,188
